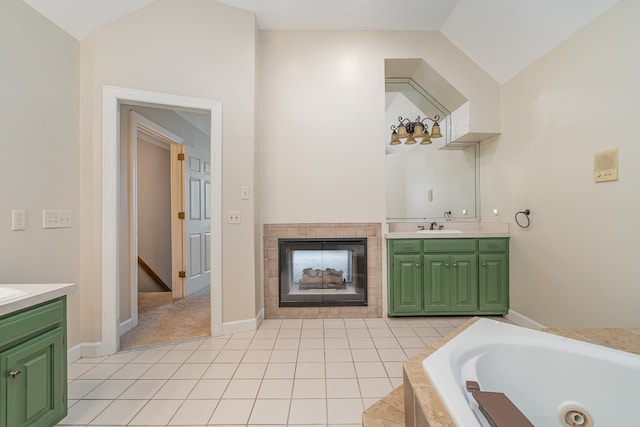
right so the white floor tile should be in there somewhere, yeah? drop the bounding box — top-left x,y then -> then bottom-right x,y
300,337 -> 325,349
171,363 -> 209,379
197,337 -> 229,350
242,349 -> 272,363
301,328 -> 324,338
140,363 -> 181,380
233,362 -> 267,379
214,349 -> 246,363
248,399 -> 290,425
263,362 -> 296,378
292,378 -> 325,398
202,363 -> 238,379
274,338 -> 299,349
103,351 -> 142,364
326,378 -> 360,398
249,338 -> 276,350
258,378 -> 293,399
377,348 -> 408,362
109,363 -> 153,380
223,378 -> 261,398
325,362 -> 356,379
130,350 -> 169,364
358,378 -> 392,398
269,349 -> 298,363
295,362 -> 325,378
118,379 -> 166,399
325,349 -> 353,362
83,379 -> 135,400
327,398 -> 363,424
298,349 -> 325,362
88,399 -> 147,425
157,350 -> 194,364
168,399 -> 218,425
67,379 -> 103,399
278,328 -> 302,338
186,350 -> 219,364
208,399 -> 254,425
288,399 -> 327,425
153,379 -> 198,399
351,349 -> 380,362
325,338 -> 350,349
188,379 -> 229,399
58,399 -> 112,425
129,399 -> 182,425
347,337 -> 375,349
223,338 -> 252,350
354,361 -> 387,378
78,363 -> 124,380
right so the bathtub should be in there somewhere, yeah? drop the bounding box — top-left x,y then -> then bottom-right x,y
422,318 -> 640,427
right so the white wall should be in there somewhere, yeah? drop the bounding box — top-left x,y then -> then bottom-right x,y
258,30 -> 499,224
78,0 -> 259,341
0,0 -> 82,345
482,0 -> 640,328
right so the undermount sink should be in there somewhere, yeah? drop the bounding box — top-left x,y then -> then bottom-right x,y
0,287 -> 29,303
416,229 -> 463,234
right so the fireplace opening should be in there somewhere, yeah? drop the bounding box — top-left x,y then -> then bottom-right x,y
279,238 -> 367,307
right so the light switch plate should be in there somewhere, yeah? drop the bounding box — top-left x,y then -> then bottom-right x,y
12,209 -> 27,231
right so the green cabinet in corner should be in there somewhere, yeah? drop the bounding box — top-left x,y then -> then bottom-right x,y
388,238 -> 509,316
0,298 -> 67,427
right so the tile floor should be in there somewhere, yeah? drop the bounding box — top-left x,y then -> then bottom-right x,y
58,316 -> 482,427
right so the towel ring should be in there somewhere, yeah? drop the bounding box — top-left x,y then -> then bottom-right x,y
515,209 -> 531,228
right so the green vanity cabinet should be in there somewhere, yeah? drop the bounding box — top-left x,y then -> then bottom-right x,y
388,238 -> 508,316
0,297 -> 67,427
478,239 -> 509,313
389,240 -> 422,315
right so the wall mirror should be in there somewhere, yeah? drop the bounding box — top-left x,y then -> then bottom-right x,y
385,78 -> 479,221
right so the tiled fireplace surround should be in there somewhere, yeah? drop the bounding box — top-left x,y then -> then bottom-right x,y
264,223 -> 382,319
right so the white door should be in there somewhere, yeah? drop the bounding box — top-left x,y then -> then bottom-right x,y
184,145 -> 211,295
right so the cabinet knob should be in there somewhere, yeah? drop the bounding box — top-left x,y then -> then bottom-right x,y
452,263 -> 458,267
9,370 -> 21,379
481,262 -> 487,267
415,263 -> 420,268
445,263 -> 449,268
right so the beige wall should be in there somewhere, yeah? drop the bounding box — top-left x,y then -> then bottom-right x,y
137,139 -> 172,292
258,30 -> 499,224
482,0 -> 640,328
79,0 -> 259,338
0,0 -> 81,344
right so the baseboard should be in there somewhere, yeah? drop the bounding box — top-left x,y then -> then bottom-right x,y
506,309 -> 547,329
67,341 -> 104,364
255,308 -> 265,329
119,318 -> 133,336
222,309 -> 264,336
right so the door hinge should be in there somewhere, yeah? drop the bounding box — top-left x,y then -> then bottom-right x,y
179,271 -> 186,278
178,153 -> 185,161
178,212 -> 185,219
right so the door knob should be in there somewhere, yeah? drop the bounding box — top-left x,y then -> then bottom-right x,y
9,370 -> 21,379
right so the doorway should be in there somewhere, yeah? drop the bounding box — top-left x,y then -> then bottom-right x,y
101,86 -> 223,356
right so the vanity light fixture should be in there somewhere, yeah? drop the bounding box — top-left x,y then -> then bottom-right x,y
389,115 -> 442,145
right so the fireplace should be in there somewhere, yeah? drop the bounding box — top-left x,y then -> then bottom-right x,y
279,238 -> 367,307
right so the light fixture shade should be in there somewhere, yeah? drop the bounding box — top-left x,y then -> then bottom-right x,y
397,125 -> 408,137
405,134 -> 417,145
419,134 -> 432,145
413,124 -> 425,138
430,123 -> 442,138
389,132 -> 401,145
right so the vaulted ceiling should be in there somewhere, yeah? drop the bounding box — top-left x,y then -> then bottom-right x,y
20,0 -> 619,83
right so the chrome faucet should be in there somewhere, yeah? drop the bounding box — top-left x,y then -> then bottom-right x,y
429,222 -> 438,230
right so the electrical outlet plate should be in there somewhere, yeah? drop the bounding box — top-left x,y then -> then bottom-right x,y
43,209 -> 72,229
227,211 -> 241,224
594,149 -> 618,183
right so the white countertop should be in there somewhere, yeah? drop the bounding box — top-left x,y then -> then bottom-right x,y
0,283 -> 77,317
385,221 -> 511,239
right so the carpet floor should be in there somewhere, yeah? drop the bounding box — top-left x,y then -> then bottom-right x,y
119,289 -> 210,351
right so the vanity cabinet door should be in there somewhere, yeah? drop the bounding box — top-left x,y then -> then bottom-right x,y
1,327 -> 66,427
478,252 -> 509,313
450,253 -> 478,312
390,254 -> 423,315
423,254 -> 451,312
